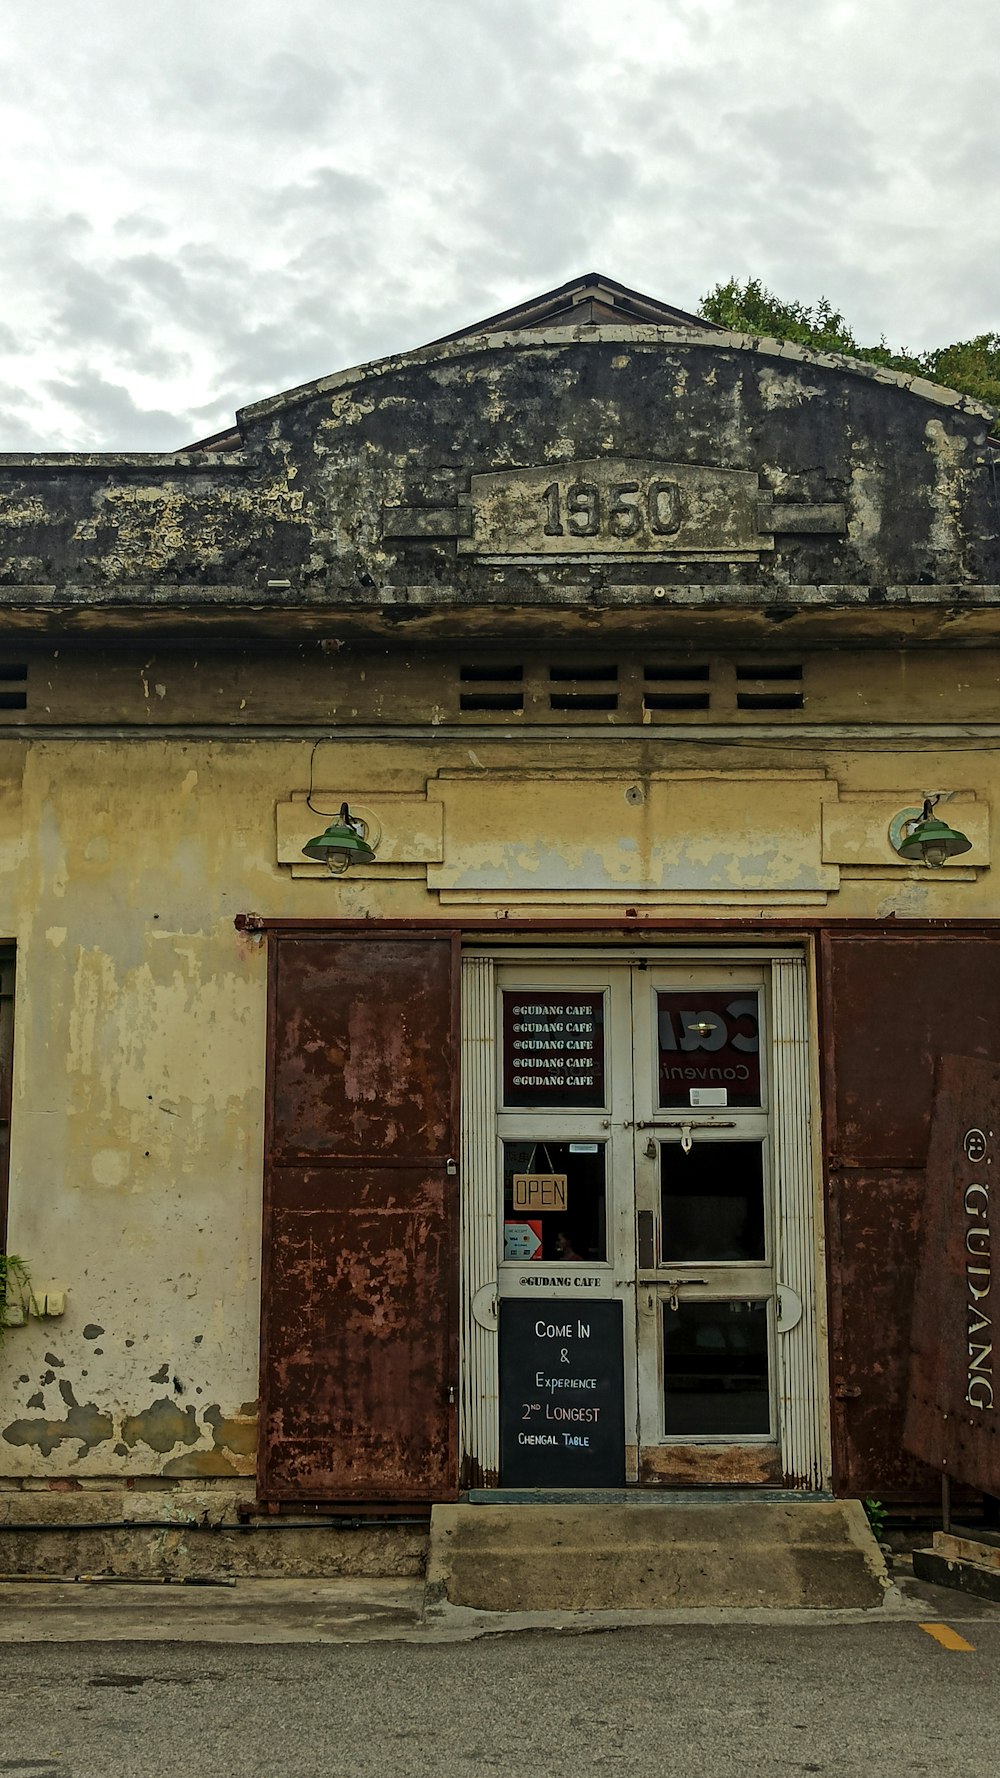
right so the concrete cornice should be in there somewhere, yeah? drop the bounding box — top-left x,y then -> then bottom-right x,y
238,326 -> 1000,432
0,451 -> 248,473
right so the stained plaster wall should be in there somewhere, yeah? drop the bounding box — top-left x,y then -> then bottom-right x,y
0,714 -> 998,1480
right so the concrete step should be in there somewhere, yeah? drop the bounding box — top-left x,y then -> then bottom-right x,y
912,1529 -> 1000,1603
427,1499 -> 889,1612
935,1527 -> 1000,1569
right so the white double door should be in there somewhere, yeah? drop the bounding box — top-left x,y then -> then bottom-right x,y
495,960 -> 806,1485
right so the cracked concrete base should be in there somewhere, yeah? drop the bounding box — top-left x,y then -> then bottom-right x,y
0,1565 -> 995,1646
426,1500 -> 890,1612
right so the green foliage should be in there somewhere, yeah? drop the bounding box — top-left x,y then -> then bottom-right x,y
699,278 -> 1000,411
863,1496 -> 887,1542
0,1253 -> 30,1341
923,336 -> 1000,410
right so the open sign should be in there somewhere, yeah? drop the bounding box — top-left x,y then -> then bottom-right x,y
512,1173 -> 569,1213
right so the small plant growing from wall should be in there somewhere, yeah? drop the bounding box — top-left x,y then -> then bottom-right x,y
0,1254 -> 31,1343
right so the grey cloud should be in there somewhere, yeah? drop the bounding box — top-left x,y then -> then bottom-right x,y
117,249 -> 246,340
216,315 -> 349,403
113,212 -> 171,242
163,47 -> 354,139
0,384 -> 52,451
723,102 -> 879,197
42,371 -> 182,451
0,0 -> 994,444
264,167 -> 384,218
251,51 -> 355,134
52,264 -> 156,358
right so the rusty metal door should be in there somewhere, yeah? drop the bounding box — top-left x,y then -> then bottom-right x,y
258,932 -> 460,1504
821,931 -> 1000,1502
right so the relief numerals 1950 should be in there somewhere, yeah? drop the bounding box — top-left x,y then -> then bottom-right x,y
541,477 -> 682,541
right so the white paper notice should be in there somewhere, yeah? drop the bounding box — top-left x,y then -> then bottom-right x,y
689,1086 -> 728,1107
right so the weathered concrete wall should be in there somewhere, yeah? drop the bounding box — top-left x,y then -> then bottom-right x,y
0,707 -> 997,1483
0,332 -> 997,602
0,1482 -> 428,1578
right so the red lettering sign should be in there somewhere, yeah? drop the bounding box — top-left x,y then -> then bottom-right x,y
657,992 -> 761,1108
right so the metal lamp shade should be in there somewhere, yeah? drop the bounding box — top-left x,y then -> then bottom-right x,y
302,808 -> 377,868
896,814 -> 972,866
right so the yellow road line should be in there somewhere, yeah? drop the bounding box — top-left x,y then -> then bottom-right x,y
919,1622 -> 976,1652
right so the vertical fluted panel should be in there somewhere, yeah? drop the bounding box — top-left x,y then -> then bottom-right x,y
460,956 -> 500,1485
772,958 -> 826,1489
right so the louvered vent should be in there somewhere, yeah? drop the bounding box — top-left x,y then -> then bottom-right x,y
459,665 -> 524,712
0,665 -> 27,712
643,664 -> 711,711
736,664 -> 804,711
548,665 -> 618,711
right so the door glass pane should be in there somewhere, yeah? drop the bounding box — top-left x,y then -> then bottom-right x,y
502,991 -> 606,1108
660,1141 -> 765,1263
663,1300 -> 770,1435
657,991 -> 761,1107
502,1140 -> 607,1263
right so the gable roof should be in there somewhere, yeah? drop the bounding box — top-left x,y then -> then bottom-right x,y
426,271 -> 717,343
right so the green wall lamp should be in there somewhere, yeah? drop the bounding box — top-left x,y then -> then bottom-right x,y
888,796 -> 972,868
302,802 -> 378,873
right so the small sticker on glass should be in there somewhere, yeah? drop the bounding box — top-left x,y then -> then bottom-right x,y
690,1086 -> 728,1107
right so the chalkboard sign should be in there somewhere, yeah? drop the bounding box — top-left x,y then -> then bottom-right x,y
499,1298 -> 625,1487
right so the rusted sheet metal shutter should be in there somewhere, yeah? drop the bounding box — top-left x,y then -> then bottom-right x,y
821,931 -> 1000,1500
904,1055 -> 999,1495
259,932 -> 460,1504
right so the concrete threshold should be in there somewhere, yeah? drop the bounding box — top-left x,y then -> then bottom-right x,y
427,1499 -> 891,1612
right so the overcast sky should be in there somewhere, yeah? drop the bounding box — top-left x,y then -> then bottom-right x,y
0,1 -> 996,450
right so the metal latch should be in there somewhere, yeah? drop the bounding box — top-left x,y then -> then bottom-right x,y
636,1119 -> 736,1156
633,1120 -> 738,1130
664,1277 -> 708,1310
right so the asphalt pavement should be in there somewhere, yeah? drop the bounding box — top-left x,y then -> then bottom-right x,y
2,1615 -> 998,1778
0,1566 -> 997,1778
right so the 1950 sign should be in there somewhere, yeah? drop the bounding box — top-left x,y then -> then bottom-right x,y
458,458 -> 768,559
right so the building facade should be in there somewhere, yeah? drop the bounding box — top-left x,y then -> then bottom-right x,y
1,275 -> 998,1532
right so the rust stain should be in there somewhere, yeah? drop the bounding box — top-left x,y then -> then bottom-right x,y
823,933 -> 1000,1500
260,934 -> 458,1503
639,1442 -> 782,1486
